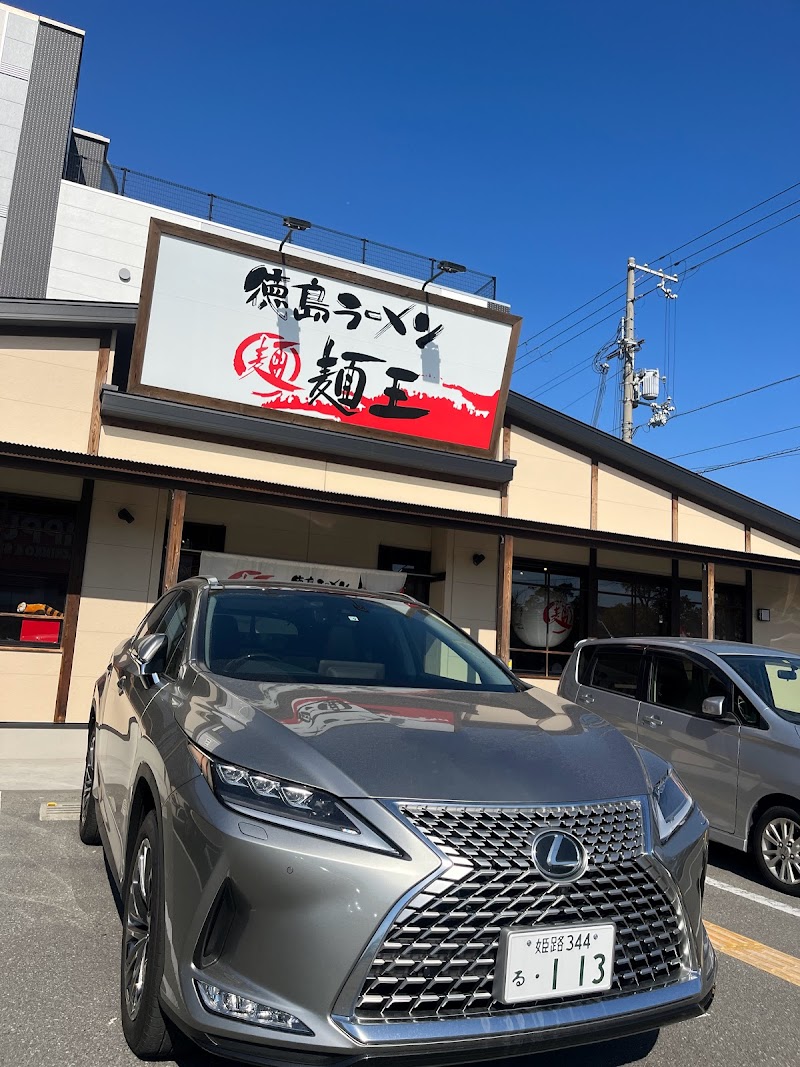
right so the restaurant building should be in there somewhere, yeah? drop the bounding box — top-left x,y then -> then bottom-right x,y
3,3 -> 800,725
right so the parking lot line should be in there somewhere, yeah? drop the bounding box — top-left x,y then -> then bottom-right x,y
706,921 -> 800,987
705,875 -> 800,919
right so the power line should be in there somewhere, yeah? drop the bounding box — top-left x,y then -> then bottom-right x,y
669,423 -> 800,460
671,372 -> 800,421
516,278 -> 625,351
672,195 -> 800,268
652,176 -> 800,265
695,445 -> 800,474
512,308 -> 624,379
679,209 -> 800,274
515,178 -> 800,361
513,293 -> 625,373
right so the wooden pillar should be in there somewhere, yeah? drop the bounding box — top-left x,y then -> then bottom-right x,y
590,461 -> 599,530
87,332 -> 112,455
162,490 -> 187,594
702,561 -> 715,639
497,533 -> 514,665
54,479 -> 94,723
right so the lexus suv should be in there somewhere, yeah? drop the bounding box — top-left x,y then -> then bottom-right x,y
79,579 -> 716,1064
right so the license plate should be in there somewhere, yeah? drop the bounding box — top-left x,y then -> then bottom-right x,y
495,923 -> 616,1005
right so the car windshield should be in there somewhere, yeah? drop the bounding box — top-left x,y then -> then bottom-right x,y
721,653 -> 800,724
199,588 -> 519,692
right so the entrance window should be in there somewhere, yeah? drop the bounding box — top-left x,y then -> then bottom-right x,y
178,521 -> 226,582
376,545 -> 433,604
510,563 -> 585,678
0,493 -> 77,647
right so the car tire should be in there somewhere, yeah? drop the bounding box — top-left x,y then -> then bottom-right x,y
78,722 -> 101,846
120,810 -> 174,1059
751,805 -> 800,896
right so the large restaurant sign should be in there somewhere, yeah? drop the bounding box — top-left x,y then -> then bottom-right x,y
129,221 -> 520,455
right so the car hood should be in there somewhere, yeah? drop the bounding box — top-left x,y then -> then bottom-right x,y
177,673 -> 648,804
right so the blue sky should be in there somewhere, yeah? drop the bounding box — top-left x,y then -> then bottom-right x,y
41,1 -> 800,513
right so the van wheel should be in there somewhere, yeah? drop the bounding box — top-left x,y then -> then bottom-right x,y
120,811 -> 174,1059
752,805 -> 800,895
78,723 -> 101,845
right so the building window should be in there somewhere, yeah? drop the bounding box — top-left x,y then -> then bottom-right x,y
678,583 -> 745,642
0,493 -> 78,647
596,575 -> 670,638
510,563 -> 585,677
177,521 -> 226,583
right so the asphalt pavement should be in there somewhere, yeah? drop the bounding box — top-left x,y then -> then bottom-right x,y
0,785 -> 798,1067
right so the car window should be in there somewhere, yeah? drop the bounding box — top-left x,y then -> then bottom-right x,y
649,652 -> 728,716
157,593 -> 190,679
722,654 -> 800,724
133,592 -> 178,643
585,649 -> 642,697
199,588 -> 519,692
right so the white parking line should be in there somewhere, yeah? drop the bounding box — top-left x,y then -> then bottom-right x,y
706,875 -> 800,919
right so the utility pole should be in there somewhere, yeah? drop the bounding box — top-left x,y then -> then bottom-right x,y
620,258 -> 678,443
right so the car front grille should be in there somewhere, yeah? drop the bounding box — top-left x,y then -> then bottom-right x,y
352,800 -> 689,1022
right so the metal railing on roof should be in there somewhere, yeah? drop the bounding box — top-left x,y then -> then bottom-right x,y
63,156 -> 497,299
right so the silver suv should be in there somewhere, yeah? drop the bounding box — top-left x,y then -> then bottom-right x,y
79,580 -> 715,1063
559,637 -> 800,894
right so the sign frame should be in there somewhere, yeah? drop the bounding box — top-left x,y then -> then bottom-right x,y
127,219 -> 521,458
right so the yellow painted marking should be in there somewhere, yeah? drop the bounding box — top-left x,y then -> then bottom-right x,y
706,921 -> 800,988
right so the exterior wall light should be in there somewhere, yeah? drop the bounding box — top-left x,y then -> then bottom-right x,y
117,508 -> 135,524
279,216 -> 312,254
422,260 -> 467,292
472,553 -> 486,566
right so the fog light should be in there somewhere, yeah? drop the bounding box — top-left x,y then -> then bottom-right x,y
196,981 -> 312,1034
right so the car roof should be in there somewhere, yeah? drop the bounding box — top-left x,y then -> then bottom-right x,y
579,636 -> 790,657
173,576 -> 418,604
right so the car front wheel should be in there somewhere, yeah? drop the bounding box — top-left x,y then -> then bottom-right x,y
78,723 -> 100,845
752,805 -> 800,895
120,811 -> 174,1059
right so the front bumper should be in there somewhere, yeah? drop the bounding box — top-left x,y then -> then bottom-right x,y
160,778 -> 716,1065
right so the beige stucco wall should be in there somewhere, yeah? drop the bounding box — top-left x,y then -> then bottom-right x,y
0,648 -> 62,722
596,466 -> 671,540
432,529 -> 498,653
749,529 -> 800,562
677,499 -> 745,552
66,482 -> 167,722
99,426 -> 501,517
507,429 -> 591,528
0,336 -> 99,454
750,571 -> 800,653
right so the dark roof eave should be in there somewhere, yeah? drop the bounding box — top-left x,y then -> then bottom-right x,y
506,392 -> 800,550
0,298 -> 138,328
101,389 -> 516,489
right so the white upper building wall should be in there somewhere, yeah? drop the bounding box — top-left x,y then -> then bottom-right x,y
47,180 -> 504,310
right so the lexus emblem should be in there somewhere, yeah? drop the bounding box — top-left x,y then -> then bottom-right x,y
530,830 -> 587,883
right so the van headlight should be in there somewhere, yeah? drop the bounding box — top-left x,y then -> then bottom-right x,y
652,770 -> 694,843
188,741 -> 399,855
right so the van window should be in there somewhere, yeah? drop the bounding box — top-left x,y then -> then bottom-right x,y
586,649 -> 642,697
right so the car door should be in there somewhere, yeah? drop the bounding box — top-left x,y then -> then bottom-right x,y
574,645 -> 645,740
99,592 -> 189,872
637,649 -> 740,833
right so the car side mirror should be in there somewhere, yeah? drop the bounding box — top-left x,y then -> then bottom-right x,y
702,695 -> 726,719
130,633 -> 168,678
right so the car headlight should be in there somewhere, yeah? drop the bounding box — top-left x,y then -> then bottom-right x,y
651,769 -> 694,843
188,741 -> 400,855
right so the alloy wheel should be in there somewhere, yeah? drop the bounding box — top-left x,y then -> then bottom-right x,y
123,838 -> 153,1020
760,816 -> 800,887
80,730 -> 95,826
